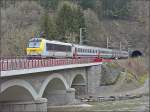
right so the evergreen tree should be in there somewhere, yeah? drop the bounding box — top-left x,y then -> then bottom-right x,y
39,0 -> 59,10
56,1 -> 85,43
101,0 -> 131,19
40,11 -> 58,40
78,0 -> 96,10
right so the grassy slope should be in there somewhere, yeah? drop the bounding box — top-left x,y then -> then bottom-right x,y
96,57 -> 149,96
110,57 -> 149,92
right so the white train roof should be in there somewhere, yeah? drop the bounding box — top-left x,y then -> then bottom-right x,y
74,44 -> 113,51
44,39 -> 72,46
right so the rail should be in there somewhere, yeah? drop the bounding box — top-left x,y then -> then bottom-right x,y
0,56 -> 101,71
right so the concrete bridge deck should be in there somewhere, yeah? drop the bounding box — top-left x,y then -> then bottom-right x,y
0,57 -> 105,112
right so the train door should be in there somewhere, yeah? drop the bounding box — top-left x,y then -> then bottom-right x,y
66,45 -> 72,58
97,50 -> 100,58
73,47 -> 77,58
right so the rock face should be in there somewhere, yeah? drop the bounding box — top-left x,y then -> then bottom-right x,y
100,63 -> 123,85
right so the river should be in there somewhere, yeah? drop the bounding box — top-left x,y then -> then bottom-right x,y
48,96 -> 149,112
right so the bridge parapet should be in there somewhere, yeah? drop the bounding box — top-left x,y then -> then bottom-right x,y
0,57 -> 95,71
0,60 -> 102,77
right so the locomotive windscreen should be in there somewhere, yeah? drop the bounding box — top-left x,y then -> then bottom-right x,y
28,39 -> 41,48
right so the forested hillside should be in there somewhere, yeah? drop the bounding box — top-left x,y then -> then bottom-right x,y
1,0 -> 149,56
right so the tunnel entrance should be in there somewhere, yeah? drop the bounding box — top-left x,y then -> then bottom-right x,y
131,50 -> 143,57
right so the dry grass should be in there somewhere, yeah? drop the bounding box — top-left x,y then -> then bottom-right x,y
1,1 -> 43,56
115,57 -> 149,85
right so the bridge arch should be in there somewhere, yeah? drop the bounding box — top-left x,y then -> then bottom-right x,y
39,73 -> 69,98
70,74 -> 86,87
71,74 -> 86,98
39,73 -> 70,105
0,79 -> 38,101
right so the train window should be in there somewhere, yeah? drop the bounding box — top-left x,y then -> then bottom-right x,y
46,43 -> 71,52
78,48 -> 80,52
28,39 -> 41,48
67,46 -> 71,51
46,43 -> 54,50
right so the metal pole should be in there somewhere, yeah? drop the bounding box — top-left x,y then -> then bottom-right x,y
107,37 -> 109,48
79,28 -> 86,45
79,28 -> 82,45
120,41 -> 122,51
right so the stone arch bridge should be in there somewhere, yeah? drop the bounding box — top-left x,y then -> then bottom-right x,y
0,60 -> 102,112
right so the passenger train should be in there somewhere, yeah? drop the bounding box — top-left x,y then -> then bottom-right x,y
26,38 -> 129,59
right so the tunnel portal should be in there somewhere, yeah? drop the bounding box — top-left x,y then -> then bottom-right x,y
131,50 -> 143,57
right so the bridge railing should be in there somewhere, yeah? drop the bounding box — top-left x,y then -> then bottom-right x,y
0,56 -> 97,71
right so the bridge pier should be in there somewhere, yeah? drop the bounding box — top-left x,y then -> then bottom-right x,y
66,88 -> 76,104
0,98 -> 47,112
87,65 -> 101,95
44,88 -> 75,106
